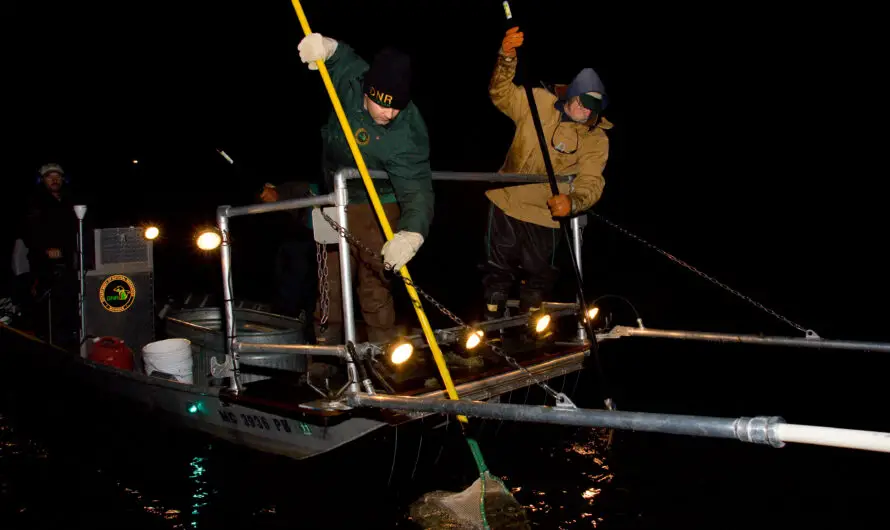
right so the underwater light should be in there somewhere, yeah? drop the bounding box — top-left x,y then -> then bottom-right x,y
144,226 -> 160,240
389,341 -> 413,365
196,230 -> 222,251
464,329 -> 484,350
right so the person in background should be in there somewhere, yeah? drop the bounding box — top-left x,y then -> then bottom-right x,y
21,163 -> 83,349
482,26 -> 613,327
297,32 -> 434,345
258,181 -> 318,332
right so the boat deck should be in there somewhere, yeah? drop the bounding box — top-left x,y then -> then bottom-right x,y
222,334 -> 590,424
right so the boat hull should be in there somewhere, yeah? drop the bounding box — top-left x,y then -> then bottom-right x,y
0,323 -> 387,460
1,322 -> 589,462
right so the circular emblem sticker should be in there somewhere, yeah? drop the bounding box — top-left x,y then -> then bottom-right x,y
99,274 -> 136,313
355,127 -> 370,146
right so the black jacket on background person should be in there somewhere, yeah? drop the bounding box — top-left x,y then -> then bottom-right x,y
16,185 -> 87,349
22,186 -> 82,275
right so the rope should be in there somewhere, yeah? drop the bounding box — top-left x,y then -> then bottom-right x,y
588,211 -> 816,336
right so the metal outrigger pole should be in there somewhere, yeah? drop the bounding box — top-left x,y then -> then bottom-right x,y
349,393 -> 890,454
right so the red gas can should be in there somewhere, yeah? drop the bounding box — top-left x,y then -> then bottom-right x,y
89,336 -> 134,370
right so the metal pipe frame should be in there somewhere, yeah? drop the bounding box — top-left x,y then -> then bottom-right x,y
235,341 -> 347,358
224,194 -> 336,218
344,166 -> 589,347
570,215 -> 586,342
211,169 -> 590,395
349,393 -> 787,447
76,216 -> 86,353
216,210 -> 241,393
602,325 -> 890,353
214,176 -> 364,394
354,301 -> 582,351
47,291 -> 52,346
339,167 -> 576,184
332,169 -> 361,394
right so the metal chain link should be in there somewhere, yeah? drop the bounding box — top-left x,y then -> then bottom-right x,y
317,208 -> 564,402
485,341 -> 563,402
318,209 -> 467,324
315,241 -> 330,326
588,211 -> 813,335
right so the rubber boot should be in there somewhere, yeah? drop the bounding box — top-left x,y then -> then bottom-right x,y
478,292 -> 510,360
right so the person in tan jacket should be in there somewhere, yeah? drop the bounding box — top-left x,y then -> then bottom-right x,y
482,26 -> 613,321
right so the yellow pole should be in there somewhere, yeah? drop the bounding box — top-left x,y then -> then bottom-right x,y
290,0 -> 467,422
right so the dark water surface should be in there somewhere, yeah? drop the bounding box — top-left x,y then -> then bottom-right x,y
3,334 -> 887,529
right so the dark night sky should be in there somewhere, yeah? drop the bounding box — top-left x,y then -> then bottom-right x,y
3,1 -> 886,341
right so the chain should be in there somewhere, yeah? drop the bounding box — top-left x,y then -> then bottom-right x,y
319,209 -> 380,259
318,209 -> 467,323
318,208 -> 565,402
588,211 -> 812,335
315,241 -> 330,326
486,341 -> 563,402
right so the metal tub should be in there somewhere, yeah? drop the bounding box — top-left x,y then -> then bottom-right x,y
164,307 -> 307,387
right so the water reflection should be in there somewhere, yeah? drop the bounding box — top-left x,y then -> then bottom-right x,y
3,406 -> 618,529
190,454 -> 207,528
109,447 -> 214,528
506,426 -> 614,528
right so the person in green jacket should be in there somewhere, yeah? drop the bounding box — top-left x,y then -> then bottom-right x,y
297,32 -> 434,344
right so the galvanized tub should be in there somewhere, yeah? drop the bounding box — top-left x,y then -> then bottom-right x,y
164,307 -> 308,387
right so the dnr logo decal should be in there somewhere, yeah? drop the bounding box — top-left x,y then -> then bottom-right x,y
367,86 -> 393,107
355,127 -> 370,146
99,274 -> 136,313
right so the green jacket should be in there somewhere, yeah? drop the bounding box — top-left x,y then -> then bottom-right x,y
320,42 -> 434,238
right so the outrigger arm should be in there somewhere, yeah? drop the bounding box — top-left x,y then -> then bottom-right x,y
348,393 -> 890,453
600,325 -> 890,353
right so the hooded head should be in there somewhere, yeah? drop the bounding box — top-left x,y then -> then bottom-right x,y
566,67 -> 608,111
556,67 -> 608,126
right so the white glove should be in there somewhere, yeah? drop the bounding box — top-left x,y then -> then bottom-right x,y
381,231 -> 424,272
298,33 -> 338,70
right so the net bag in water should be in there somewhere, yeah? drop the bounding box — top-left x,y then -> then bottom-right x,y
409,471 -> 529,529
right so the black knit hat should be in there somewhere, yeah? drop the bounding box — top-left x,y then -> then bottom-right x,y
363,47 -> 411,110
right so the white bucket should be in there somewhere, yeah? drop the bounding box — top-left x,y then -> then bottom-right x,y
142,338 -> 194,384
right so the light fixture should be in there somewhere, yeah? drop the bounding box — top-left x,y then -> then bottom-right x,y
584,306 -> 599,322
464,329 -> 484,350
196,229 -> 222,250
389,341 -> 413,365
529,309 -> 552,334
143,226 -> 160,240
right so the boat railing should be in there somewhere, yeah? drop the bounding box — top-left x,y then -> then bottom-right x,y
215,167 -> 588,394
215,166 -> 890,392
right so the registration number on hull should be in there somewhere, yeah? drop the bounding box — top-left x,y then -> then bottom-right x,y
217,409 -> 312,435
